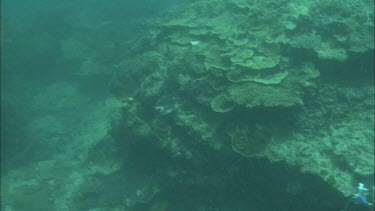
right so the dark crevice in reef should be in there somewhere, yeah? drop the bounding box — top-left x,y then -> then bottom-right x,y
110,120 -> 347,211
127,151 -> 346,210
316,50 -> 374,84
282,44 -> 374,85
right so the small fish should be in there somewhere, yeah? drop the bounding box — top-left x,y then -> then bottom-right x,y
357,194 -> 369,205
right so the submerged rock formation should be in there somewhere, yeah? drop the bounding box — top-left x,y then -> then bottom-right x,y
108,0 -> 374,209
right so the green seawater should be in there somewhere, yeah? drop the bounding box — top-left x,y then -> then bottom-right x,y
1,0 -> 374,210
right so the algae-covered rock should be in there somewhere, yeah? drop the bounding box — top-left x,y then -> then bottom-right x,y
287,63 -> 320,87
248,56 -> 280,70
230,124 -> 270,157
229,49 -> 254,68
226,83 -> 303,108
210,94 -> 234,113
227,69 -> 289,85
287,33 -> 322,50
204,46 -> 231,74
301,63 -> 320,79
169,32 -> 195,45
252,71 -> 289,85
315,44 -> 348,61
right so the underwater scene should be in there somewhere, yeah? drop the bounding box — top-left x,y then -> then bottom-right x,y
1,0 -> 374,210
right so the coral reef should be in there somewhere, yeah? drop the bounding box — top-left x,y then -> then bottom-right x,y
111,0 -> 374,202
2,0 -> 373,210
